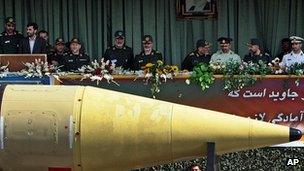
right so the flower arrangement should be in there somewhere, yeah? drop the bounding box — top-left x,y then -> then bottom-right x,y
78,59 -> 119,85
18,59 -> 61,78
189,60 -> 272,92
221,61 -> 258,91
268,57 -> 284,74
0,62 -> 10,78
186,63 -> 214,91
209,62 -> 226,74
285,63 -> 304,86
140,60 -> 179,98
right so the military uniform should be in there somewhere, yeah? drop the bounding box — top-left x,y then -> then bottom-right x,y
62,53 -> 90,71
134,50 -> 163,70
46,42 -> 54,54
104,45 -> 134,70
210,50 -> 241,64
282,51 -> 304,67
182,39 -> 211,71
62,38 -> 90,71
243,38 -> 270,64
134,35 -> 164,70
0,17 -> 24,54
276,51 -> 290,62
182,51 -> 211,71
275,38 -> 291,61
210,37 -> 241,64
282,36 -> 304,67
0,31 -> 24,54
243,52 -> 270,64
48,38 -> 67,66
48,51 -> 68,66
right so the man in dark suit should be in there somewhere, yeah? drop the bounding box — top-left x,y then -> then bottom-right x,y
19,22 -> 46,54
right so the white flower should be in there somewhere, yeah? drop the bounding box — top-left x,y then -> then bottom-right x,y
185,79 -> 190,85
160,74 -> 167,82
91,75 -> 102,80
145,73 -> 153,78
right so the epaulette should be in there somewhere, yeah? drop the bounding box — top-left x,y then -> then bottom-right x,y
189,52 -> 195,56
264,53 -> 270,56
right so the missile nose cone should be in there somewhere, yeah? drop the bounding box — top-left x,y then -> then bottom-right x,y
289,128 -> 302,142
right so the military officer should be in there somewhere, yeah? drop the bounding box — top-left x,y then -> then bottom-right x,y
243,38 -> 271,64
48,38 -> 68,66
282,36 -> 304,67
0,17 -> 24,54
62,38 -> 90,71
38,30 -> 54,55
103,30 -> 134,70
134,35 -> 163,70
210,37 -> 241,64
275,38 -> 291,62
181,39 -> 211,71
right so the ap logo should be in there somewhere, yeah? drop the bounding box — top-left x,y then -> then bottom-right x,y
286,158 -> 299,166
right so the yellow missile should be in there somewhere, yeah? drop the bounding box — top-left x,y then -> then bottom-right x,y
0,85 -> 302,171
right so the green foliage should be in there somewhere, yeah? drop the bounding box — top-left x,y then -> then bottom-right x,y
221,60 -> 272,91
285,63 -> 304,86
143,61 -> 179,99
188,63 -> 215,91
189,60 -> 272,92
285,63 -> 304,76
221,61 -> 256,91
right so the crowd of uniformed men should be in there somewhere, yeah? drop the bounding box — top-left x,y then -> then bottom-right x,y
0,17 -> 303,72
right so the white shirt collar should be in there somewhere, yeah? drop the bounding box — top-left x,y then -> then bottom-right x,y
291,50 -> 304,56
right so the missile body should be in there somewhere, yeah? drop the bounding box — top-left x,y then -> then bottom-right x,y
0,85 -> 302,171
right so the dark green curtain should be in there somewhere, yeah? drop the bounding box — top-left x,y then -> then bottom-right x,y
0,0 -> 303,66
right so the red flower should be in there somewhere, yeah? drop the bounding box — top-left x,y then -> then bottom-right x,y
94,68 -> 102,75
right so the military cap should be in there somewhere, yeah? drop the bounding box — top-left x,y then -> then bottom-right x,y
217,37 -> 233,44
55,38 -> 65,45
196,39 -> 210,48
142,35 -> 153,44
114,30 -> 125,38
70,38 -> 81,45
290,36 -> 304,43
5,17 -> 16,24
247,38 -> 262,47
